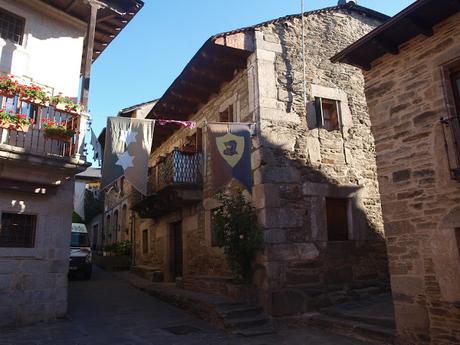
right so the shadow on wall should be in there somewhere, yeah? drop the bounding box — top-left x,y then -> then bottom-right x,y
1,42 -> 15,74
253,133 -> 390,316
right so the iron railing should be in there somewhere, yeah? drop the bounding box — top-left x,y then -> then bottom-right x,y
149,149 -> 203,194
0,94 -> 87,159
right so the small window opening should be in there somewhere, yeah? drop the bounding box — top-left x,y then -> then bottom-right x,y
315,97 -> 340,131
219,104 -> 234,122
142,229 -> 148,254
0,8 -> 25,45
0,213 -> 36,248
326,198 -> 349,241
455,228 -> 460,259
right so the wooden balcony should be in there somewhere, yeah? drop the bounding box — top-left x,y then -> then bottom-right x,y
0,94 -> 87,161
133,149 -> 203,219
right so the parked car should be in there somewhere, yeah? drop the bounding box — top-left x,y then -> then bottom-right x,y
69,223 -> 92,279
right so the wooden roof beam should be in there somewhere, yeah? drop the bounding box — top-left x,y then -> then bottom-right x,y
407,15 -> 433,37
375,37 -> 400,55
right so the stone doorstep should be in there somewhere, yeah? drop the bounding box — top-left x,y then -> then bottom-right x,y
114,271 -> 276,337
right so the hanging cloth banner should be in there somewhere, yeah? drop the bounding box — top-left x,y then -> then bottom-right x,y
90,128 -> 103,164
101,117 -> 155,195
207,122 -> 252,193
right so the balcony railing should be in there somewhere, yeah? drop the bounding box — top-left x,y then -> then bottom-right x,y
0,94 -> 87,160
148,149 -> 203,194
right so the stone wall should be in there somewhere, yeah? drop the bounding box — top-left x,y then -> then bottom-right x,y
363,12 -> 460,345
132,70 -> 252,282
0,176 -> 74,326
252,9 -> 389,315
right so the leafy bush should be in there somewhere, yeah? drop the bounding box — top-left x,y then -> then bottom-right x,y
212,191 -> 264,283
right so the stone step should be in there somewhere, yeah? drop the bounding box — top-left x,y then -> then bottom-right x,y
233,323 -> 276,337
227,315 -> 270,329
322,308 -> 396,329
218,305 -> 264,319
310,314 -> 396,344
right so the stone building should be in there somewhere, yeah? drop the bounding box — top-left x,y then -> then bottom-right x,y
0,0 -> 142,326
333,0 -> 460,343
131,2 -> 390,316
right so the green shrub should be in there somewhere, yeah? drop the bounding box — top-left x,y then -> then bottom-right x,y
212,191 -> 264,283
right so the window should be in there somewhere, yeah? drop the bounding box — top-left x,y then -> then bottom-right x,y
0,8 -> 25,45
326,198 -> 349,241
315,98 -> 340,131
219,104 -> 234,122
0,213 -> 36,248
142,229 -> 149,254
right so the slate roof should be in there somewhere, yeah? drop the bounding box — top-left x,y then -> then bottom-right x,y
211,3 -> 389,40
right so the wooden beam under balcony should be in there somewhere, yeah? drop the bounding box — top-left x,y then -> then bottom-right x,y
133,186 -> 202,219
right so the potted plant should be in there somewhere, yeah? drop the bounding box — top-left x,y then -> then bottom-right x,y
18,84 -> 49,106
0,109 -> 33,131
9,113 -> 34,131
50,94 -> 81,115
0,75 -> 19,99
42,119 -> 75,142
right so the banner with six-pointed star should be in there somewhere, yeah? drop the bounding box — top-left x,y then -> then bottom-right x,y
101,117 -> 155,195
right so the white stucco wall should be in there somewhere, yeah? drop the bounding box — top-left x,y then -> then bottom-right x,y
0,0 -> 85,97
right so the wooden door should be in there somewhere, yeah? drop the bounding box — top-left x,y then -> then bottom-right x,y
170,222 -> 183,279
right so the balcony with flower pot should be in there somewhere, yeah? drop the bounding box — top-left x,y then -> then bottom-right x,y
0,75 -> 89,192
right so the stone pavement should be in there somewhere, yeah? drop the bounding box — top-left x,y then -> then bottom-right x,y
0,268 -> 374,345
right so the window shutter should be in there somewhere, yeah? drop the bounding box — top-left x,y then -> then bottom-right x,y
315,97 -> 323,128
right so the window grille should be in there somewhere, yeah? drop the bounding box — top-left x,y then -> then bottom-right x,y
0,8 -> 25,45
0,213 -> 36,248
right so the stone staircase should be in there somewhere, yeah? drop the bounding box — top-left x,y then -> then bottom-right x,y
117,270 -> 276,337
282,294 -> 396,345
216,301 -> 275,337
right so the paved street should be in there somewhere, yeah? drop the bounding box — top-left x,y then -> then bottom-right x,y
0,268 -> 373,345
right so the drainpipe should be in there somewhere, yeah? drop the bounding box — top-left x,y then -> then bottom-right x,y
301,0 -> 307,112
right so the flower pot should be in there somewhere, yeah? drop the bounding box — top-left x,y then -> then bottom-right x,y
0,89 -> 15,99
0,122 -> 28,131
14,124 -> 29,132
44,132 -> 72,142
20,96 -> 49,107
53,102 -> 80,115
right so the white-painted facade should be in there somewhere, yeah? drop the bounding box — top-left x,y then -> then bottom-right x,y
0,0 -> 85,97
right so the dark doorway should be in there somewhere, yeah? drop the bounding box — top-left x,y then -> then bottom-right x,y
170,222 -> 183,279
326,198 -> 349,241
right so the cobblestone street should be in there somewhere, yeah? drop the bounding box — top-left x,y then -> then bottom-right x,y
0,268 -> 374,345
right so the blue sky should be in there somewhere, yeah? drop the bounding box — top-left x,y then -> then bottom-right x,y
87,0 -> 413,162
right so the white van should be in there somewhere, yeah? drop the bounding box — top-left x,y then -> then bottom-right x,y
69,223 -> 92,279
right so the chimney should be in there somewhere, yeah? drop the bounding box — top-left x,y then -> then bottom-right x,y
338,0 -> 357,5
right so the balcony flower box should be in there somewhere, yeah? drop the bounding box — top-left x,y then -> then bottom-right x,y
42,119 -> 75,142
50,94 -> 81,115
18,84 -> 49,107
0,75 -> 19,99
0,110 -> 32,132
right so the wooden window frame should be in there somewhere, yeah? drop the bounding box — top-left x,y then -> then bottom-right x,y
0,212 -> 37,248
315,97 -> 342,131
0,8 -> 25,45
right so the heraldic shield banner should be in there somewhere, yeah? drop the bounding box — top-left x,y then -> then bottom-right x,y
207,123 -> 252,193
